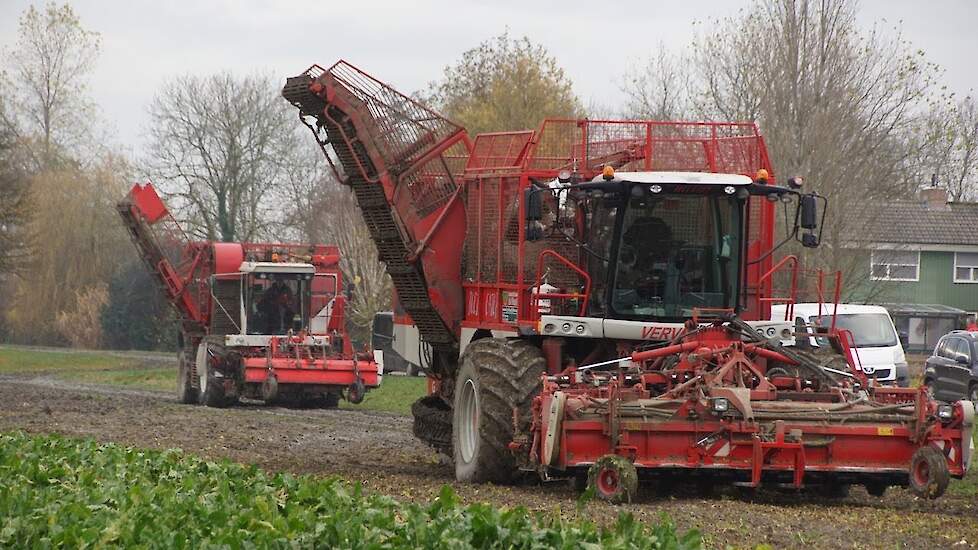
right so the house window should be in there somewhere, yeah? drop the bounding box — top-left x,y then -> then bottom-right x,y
870,250 -> 919,281
954,252 -> 978,283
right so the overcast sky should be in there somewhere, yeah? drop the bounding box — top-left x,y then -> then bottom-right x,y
1,0 -> 976,158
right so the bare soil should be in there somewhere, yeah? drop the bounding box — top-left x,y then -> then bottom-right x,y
1,373 -> 976,549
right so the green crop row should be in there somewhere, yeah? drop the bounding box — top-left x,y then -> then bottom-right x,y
0,432 -> 701,549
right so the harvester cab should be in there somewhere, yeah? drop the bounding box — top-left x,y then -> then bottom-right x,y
528,168 -> 823,323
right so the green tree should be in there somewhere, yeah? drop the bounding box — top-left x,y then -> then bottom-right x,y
425,33 -> 584,135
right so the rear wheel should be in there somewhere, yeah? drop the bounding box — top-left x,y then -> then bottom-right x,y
452,339 -> 545,484
176,344 -> 199,404
909,446 -> 950,499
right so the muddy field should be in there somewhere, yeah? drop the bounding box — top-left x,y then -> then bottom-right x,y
1,372 -> 976,549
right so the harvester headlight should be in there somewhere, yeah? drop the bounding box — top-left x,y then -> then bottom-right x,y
543,323 -> 555,333
602,165 -> 615,180
561,322 -> 572,334
649,184 -> 663,194
724,185 -> 736,195
755,169 -> 769,183
711,397 -> 730,413
558,169 -> 572,183
575,324 -> 585,335
938,404 -> 954,421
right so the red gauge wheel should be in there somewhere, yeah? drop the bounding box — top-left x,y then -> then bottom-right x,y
908,446 -> 950,499
587,455 -> 638,504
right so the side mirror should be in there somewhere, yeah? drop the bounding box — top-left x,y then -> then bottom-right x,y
798,193 -> 820,248
524,188 -> 544,241
957,355 -> 970,365
800,194 -> 817,229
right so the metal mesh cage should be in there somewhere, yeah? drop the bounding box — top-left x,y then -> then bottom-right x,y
527,120 -> 767,176
466,131 -> 533,174
324,61 -> 464,173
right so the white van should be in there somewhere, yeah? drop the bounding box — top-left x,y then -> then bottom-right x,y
771,303 -> 909,386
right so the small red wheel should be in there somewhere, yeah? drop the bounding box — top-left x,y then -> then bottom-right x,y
586,455 -> 638,504
908,446 -> 950,499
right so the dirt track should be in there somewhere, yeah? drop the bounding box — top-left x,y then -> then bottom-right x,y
2,373 -> 977,549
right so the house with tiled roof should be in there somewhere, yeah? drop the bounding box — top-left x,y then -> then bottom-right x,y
850,187 -> 978,351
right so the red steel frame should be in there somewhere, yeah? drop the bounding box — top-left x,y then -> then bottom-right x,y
285,61 -> 971,495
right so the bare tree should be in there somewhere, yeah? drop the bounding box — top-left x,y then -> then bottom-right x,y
3,2 -> 101,170
624,0 -> 943,300
907,96 -> 978,201
147,72 -> 304,242
622,46 -> 693,120
283,169 -> 392,344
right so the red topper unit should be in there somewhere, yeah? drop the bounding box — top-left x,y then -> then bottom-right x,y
284,61 -> 972,501
118,183 -> 379,408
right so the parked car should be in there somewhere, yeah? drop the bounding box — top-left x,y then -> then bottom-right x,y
923,330 -> 978,402
772,303 -> 909,386
371,311 -> 420,376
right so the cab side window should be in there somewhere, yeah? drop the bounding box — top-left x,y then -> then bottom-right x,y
936,337 -> 950,359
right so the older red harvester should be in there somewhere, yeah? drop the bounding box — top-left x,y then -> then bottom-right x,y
118,183 -> 379,408
283,61 -> 972,501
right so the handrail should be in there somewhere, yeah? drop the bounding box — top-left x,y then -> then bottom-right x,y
757,255 -> 799,321
531,250 -> 592,318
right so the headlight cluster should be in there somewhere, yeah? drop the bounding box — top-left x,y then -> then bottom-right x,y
542,322 -> 589,336
937,404 -> 954,421
711,397 -> 730,413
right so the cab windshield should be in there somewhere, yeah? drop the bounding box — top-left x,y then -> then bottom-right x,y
245,273 -> 311,335
607,190 -> 742,319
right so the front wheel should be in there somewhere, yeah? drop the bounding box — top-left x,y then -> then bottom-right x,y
452,339 -> 545,484
197,343 -> 229,408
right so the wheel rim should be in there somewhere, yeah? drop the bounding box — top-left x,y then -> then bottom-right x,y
912,459 -> 930,487
198,346 -> 209,395
458,378 -> 479,463
597,468 -> 620,496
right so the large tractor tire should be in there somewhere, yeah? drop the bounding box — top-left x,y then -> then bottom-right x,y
452,338 -> 545,484
177,343 -> 199,405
